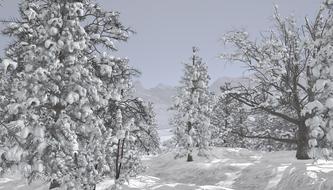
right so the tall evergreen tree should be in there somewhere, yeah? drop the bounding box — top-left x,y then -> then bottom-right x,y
170,47 -> 213,162
0,0 -> 159,189
304,0 -> 333,159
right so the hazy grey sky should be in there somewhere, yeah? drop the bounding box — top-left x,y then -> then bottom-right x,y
0,0 -> 321,88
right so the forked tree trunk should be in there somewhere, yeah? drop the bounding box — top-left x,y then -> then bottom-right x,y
296,122 -> 311,160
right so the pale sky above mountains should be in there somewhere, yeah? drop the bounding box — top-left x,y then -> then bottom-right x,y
0,0 -> 321,87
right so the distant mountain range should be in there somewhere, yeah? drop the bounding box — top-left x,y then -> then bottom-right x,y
209,76 -> 251,93
133,76 -> 249,135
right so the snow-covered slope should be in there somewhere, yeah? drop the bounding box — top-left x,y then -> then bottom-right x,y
99,148 -> 333,190
3,148 -> 332,190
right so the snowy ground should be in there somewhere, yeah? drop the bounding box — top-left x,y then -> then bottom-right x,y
2,148 -> 333,190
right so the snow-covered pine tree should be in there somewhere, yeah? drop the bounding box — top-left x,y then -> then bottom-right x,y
110,101 -> 159,189
304,0 -> 333,160
211,86 -> 248,148
170,47 -> 213,162
96,59 -> 160,188
0,0 -> 137,189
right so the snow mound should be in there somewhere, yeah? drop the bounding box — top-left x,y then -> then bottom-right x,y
276,159 -> 333,190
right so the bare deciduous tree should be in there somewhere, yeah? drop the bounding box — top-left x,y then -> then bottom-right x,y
220,7 -> 326,160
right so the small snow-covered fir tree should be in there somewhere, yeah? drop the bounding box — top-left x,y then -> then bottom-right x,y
211,87 -> 248,148
170,47 -> 213,162
0,0 -> 159,189
96,60 -> 160,188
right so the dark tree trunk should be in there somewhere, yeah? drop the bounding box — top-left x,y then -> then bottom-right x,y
187,153 -> 193,162
115,139 -> 121,180
115,139 -> 126,180
49,179 -> 61,189
186,121 -> 193,162
296,122 -> 311,160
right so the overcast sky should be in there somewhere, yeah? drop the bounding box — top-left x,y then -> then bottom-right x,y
0,0 -> 321,88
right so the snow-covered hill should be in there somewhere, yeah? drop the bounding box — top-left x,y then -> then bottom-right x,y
3,148 -> 333,190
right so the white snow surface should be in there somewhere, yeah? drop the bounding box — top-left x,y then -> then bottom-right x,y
2,147 -> 333,190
